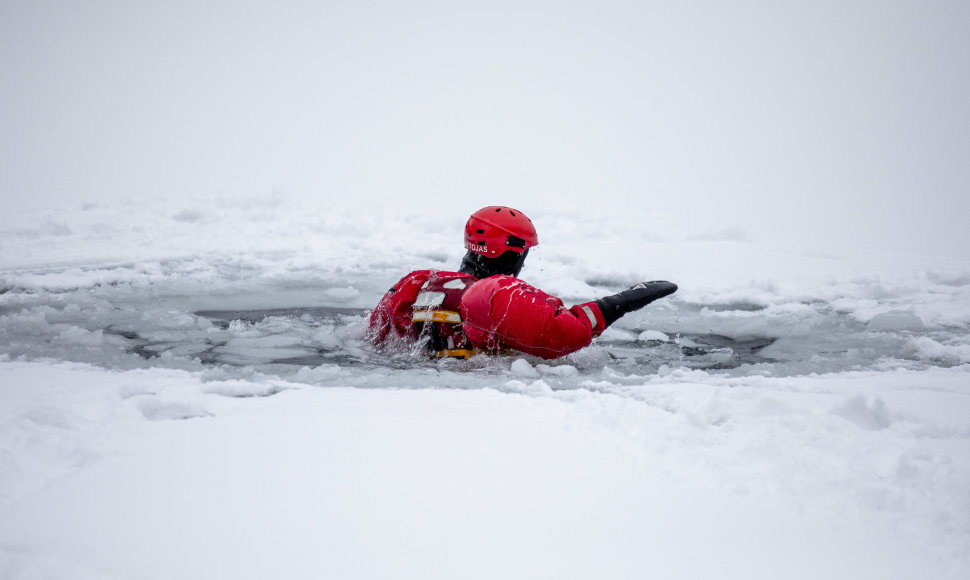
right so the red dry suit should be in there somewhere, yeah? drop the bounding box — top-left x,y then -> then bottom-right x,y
368,269 -> 608,360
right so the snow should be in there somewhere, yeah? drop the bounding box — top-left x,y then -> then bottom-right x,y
4,0 -> 970,574
2,362 -> 968,580
1,195 -> 969,579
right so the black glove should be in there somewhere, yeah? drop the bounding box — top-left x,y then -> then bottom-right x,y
595,281 -> 678,327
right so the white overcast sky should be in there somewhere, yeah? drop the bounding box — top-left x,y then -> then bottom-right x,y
2,0 -> 968,257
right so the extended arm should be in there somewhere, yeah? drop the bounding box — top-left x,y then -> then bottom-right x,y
460,277 -> 678,359
460,276 -> 606,359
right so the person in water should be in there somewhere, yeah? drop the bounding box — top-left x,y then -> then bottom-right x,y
368,206 -> 677,360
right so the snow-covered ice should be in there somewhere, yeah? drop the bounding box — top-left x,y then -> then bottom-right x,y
1,195 -> 969,579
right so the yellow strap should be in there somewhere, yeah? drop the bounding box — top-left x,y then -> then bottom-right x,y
413,308 -> 473,358
434,349 -> 478,359
413,309 -> 462,323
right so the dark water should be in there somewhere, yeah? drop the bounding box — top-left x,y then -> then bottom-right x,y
189,306 -> 778,373
0,290 -> 944,383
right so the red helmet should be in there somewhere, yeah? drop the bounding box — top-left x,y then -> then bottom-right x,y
464,206 -> 538,257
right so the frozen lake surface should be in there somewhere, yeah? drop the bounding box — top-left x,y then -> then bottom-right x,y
2,197 -> 969,579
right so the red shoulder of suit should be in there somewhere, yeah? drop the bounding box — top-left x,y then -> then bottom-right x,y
459,275 -> 606,359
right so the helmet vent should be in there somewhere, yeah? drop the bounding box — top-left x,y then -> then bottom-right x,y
476,229 -> 485,234
506,235 -> 526,249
